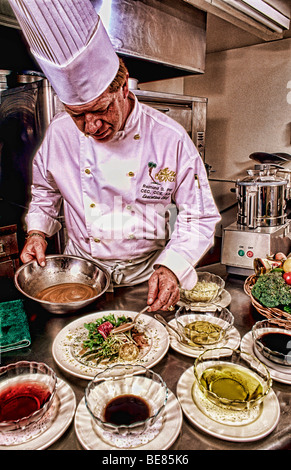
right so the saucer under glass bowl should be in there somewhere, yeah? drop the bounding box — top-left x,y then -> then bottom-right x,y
252,319 -> 291,367
193,347 -> 272,425
175,307 -> 234,347
0,361 -> 57,443
180,272 -> 225,304
85,364 -> 168,447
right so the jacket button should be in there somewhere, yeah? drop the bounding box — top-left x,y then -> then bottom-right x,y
128,171 -> 135,177
85,168 -> 91,174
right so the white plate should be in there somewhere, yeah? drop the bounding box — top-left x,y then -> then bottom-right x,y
178,289 -> 231,311
0,378 -> 76,450
176,366 -> 280,442
241,331 -> 291,384
74,389 -> 182,450
52,310 -> 169,380
168,319 -> 241,358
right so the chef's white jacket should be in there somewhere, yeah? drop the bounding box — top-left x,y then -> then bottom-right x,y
26,94 -> 220,289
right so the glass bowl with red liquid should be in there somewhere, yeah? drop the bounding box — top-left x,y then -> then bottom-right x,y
0,361 -> 57,433
252,319 -> 291,367
85,364 -> 168,438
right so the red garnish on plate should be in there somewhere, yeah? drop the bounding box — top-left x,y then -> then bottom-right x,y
97,321 -> 114,339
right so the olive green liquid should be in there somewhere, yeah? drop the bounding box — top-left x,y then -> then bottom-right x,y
200,364 -> 263,402
184,320 -> 222,345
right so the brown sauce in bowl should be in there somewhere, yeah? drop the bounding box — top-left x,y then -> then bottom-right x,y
104,394 -> 151,425
36,283 -> 97,303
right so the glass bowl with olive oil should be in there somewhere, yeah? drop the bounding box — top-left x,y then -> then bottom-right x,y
175,307 -> 234,347
252,319 -> 291,367
194,348 -> 272,412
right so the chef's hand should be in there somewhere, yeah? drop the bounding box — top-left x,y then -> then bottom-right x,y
147,266 -> 180,311
21,232 -> 47,267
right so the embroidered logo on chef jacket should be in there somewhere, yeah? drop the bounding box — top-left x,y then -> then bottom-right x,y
139,163 -> 176,201
148,161 -> 158,184
155,167 -> 176,183
147,162 -> 177,184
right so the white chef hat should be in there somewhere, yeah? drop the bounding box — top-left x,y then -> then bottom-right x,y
8,0 -> 120,105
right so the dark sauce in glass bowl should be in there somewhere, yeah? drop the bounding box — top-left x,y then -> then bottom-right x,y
104,394 -> 151,425
257,331 -> 291,365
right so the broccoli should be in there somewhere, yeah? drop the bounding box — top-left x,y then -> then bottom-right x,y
251,272 -> 291,308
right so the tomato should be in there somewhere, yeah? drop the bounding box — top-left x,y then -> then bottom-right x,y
283,258 -> 291,273
283,272 -> 291,285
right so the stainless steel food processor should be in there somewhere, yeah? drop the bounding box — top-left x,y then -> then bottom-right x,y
221,152 -> 291,276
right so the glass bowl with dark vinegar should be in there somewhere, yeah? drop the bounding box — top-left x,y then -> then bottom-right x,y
85,364 -> 168,436
252,319 -> 291,367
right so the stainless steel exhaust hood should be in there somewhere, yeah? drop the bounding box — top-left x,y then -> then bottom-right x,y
0,0 -> 207,82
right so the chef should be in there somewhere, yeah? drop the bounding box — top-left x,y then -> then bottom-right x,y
8,0 -> 221,311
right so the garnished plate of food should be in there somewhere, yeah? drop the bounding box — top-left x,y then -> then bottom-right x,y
71,313 -> 152,366
52,310 -> 170,379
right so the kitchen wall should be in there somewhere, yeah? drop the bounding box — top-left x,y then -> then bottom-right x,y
185,36 -> 291,229
141,35 -> 291,235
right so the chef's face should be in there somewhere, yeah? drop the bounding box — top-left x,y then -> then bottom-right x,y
64,79 -> 131,142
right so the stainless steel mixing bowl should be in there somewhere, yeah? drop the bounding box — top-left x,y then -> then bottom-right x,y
14,255 -> 111,314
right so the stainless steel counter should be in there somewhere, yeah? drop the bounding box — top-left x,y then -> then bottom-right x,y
1,264 -> 291,451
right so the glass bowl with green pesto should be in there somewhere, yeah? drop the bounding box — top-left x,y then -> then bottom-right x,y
175,307 -> 234,347
194,347 -> 272,412
180,272 -> 225,305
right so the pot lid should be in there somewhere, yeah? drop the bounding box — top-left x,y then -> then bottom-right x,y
249,152 -> 291,164
237,179 -> 287,186
237,166 -> 288,185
